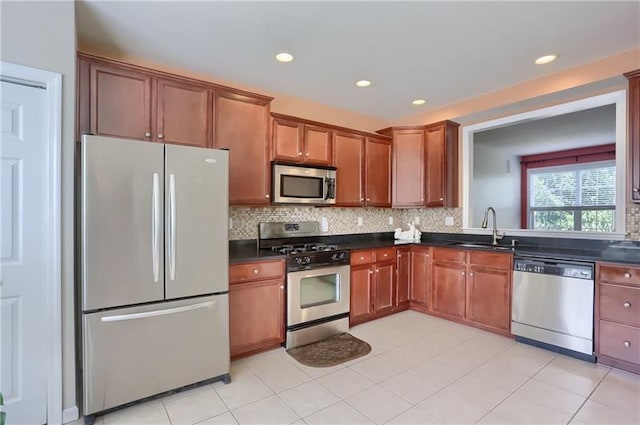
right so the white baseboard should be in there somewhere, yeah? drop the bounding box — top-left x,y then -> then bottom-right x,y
62,406 -> 79,424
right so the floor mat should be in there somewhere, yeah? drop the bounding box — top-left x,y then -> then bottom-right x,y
286,333 -> 372,367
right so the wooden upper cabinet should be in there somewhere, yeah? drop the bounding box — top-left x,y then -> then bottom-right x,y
625,70 -> 640,202
89,63 -> 152,141
425,121 -> 459,207
364,137 -> 392,207
392,129 -> 425,207
304,125 -> 332,165
271,114 -> 333,165
334,131 -> 365,206
272,116 -> 303,162
156,79 -> 210,147
214,92 -> 271,205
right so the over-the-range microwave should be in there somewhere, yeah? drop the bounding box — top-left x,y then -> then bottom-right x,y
272,162 -> 336,205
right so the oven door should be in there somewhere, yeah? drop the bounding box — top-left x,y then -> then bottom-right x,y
287,264 -> 350,326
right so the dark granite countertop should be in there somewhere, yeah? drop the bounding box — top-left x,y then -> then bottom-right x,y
230,232 -> 640,265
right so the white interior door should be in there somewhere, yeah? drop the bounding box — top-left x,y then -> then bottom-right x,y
0,80 -> 48,424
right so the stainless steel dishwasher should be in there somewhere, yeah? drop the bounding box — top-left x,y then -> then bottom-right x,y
512,256 -> 595,361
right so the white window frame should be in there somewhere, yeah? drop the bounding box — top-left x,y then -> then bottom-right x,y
462,90 -> 627,240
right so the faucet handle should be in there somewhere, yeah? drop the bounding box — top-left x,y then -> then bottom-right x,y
496,231 -> 505,240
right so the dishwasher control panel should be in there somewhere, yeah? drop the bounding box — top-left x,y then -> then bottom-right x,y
514,257 -> 594,280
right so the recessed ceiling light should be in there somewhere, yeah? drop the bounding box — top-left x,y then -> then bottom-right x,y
412,99 -> 426,105
275,52 -> 294,63
355,80 -> 371,88
534,54 -> 558,65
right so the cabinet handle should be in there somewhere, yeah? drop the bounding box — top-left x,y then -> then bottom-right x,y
624,272 -> 632,279
265,194 -> 270,199
298,152 -> 303,156
253,269 -> 259,274
144,132 -> 151,137
158,133 -> 164,139
624,302 -> 631,308
624,341 -> 631,348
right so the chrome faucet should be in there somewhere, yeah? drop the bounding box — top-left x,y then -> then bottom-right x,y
481,207 -> 504,245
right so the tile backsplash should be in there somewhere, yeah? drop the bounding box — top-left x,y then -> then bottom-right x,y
229,207 -> 462,240
229,204 -> 639,241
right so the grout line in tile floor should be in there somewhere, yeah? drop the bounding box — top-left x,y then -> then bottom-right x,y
565,367 -> 611,425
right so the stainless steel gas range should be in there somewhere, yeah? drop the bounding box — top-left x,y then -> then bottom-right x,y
258,222 -> 350,349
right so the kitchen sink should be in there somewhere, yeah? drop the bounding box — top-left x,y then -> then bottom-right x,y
452,242 -> 512,251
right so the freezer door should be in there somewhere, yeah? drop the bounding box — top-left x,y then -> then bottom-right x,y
82,295 -> 230,415
165,144 -> 229,298
81,135 -> 165,310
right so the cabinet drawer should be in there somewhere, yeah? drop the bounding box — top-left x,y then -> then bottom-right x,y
600,284 -> 640,326
599,264 -> 640,286
351,250 -> 374,266
468,251 -> 512,270
433,247 -> 465,263
229,260 -> 284,284
375,248 -> 395,262
599,321 -> 640,365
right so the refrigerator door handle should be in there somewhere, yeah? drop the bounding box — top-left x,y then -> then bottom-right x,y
100,300 -> 215,322
169,173 -> 177,281
152,173 -> 160,282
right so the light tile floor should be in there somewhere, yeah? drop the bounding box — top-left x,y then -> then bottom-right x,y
75,311 -> 640,425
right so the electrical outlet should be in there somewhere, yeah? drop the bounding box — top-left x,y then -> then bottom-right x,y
388,216 -> 394,225
228,218 -> 233,230
357,217 -> 363,226
321,217 -> 329,232
414,216 -> 420,225
445,216 -> 454,226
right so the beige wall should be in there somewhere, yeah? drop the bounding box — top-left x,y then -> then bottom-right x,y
1,0 -> 77,414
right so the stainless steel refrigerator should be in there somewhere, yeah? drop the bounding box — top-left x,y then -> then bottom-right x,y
80,135 -> 230,418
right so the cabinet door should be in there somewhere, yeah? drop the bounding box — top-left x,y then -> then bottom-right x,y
90,63 -> 152,141
229,278 -> 285,357
350,266 -> 373,324
374,262 -> 395,315
364,137 -> 392,207
334,131 -> 364,206
424,125 -> 445,206
214,92 -> 270,205
627,73 -> 640,202
393,130 -> 425,207
466,266 -> 511,332
410,249 -> 430,308
396,248 -> 411,308
272,117 -> 303,162
304,125 -> 333,165
431,261 -> 466,319
156,79 -> 210,147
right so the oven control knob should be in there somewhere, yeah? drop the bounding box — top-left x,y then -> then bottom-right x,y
295,257 -> 303,265
304,256 -> 311,264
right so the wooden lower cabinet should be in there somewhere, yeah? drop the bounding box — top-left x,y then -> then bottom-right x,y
596,262 -> 640,373
409,247 -> 430,311
431,260 -> 466,320
350,248 -> 398,325
229,260 -> 285,358
350,265 -> 374,324
374,262 -> 395,315
428,247 -> 512,336
396,247 -> 411,309
465,265 -> 511,332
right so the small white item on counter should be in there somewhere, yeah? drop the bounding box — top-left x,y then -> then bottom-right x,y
394,221 -> 422,242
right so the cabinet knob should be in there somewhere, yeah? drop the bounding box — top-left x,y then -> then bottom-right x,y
439,197 -> 444,201
366,198 -> 370,202
625,272 -> 632,279
360,198 -> 364,202
461,271 -> 465,276
398,254 -> 402,258
305,152 -> 310,157
360,256 -> 365,260
297,152 -> 302,156
376,269 -> 380,273
280,285 -> 284,290
144,132 -> 151,137
624,341 -> 631,348
469,272 -> 474,276
265,194 -> 270,199
158,133 -> 164,139
383,254 -> 388,257
369,270 -> 373,275
624,302 -> 631,308
421,198 -> 424,202
633,187 -> 639,193
253,269 -> 259,274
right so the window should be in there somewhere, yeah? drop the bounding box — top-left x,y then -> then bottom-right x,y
520,144 -> 616,232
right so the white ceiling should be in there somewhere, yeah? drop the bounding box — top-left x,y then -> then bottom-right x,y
76,1 -> 640,122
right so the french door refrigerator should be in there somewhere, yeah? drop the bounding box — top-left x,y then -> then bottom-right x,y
80,135 -> 230,419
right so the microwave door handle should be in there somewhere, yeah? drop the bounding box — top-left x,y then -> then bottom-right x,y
326,178 -> 336,200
